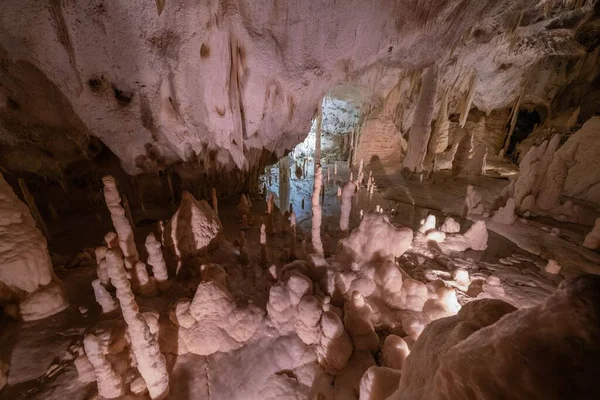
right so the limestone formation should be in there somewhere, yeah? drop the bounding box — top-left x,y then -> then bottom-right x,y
145,233 -> 169,290
83,333 -> 124,399
583,218 -> 600,250
339,181 -> 356,234
91,279 -> 117,314
102,176 -> 139,262
311,164 -> 324,256
105,249 -> 169,400
0,173 -> 68,320
163,191 -> 221,260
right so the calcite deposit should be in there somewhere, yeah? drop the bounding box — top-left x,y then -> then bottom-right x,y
1,1 -> 600,399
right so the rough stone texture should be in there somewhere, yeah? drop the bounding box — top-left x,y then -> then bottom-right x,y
0,1 -> 595,180
0,173 -> 56,293
0,173 -> 68,320
336,212 -> 413,265
163,191 -> 221,260
174,280 -> 263,356
389,275 -> 600,400
560,117 -> 600,204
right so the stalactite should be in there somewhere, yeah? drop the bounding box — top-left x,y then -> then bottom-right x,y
18,178 -> 49,239
167,170 -> 175,205
503,91 -> 525,154
315,101 -> 322,167
403,67 -> 439,173
459,71 -> 477,128
312,164 -> 324,256
211,188 -> 219,218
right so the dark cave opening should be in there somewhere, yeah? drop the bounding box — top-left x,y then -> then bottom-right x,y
507,109 -> 541,157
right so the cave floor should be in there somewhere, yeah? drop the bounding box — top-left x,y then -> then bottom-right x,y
1,160 -> 598,399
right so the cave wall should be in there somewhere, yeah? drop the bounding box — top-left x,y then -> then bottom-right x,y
0,0 -> 598,196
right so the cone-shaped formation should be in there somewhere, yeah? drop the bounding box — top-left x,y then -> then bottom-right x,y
339,181 -> 356,234
163,191 -> 221,260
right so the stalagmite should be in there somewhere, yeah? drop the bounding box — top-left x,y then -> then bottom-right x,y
544,259 -> 562,275
537,142 -> 577,211
439,217 -> 460,233
104,231 -> 119,250
18,178 -> 49,239
339,181 -> 357,234
583,218 -> 600,250
83,333 -> 124,399
290,212 -> 297,259
145,233 -> 169,290
105,249 -> 169,399
403,67 -> 438,173
492,198 -> 517,225
260,222 -> 268,265
237,193 -> 251,218
462,185 -> 484,217
358,158 -> 364,184
317,311 -> 353,372
463,220 -> 488,251
133,261 -> 158,297
344,291 -> 378,350
418,215 -> 437,234
102,176 -> 139,262
459,71 -> 477,128
266,193 -> 274,234
382,335 -> 410,370
334,162 -> 338,175
95,246 -> 111,286
91,279 -> 118,313
312,164 -> 324,256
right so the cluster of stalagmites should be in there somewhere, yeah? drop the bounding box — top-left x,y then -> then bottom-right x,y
67,170 -> 600,400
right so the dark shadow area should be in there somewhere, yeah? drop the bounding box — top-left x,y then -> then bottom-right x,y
507,109 -> 541,158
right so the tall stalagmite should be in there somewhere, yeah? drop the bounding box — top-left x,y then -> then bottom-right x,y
105,248 -> 169,399
312,164 -> 324,256
102,176 -> 139,262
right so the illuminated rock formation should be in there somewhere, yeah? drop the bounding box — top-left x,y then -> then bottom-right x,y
0,173 -> 68,321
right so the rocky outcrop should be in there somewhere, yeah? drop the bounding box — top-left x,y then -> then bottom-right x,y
0,173 -> 68,320
388,275 -> 600,400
